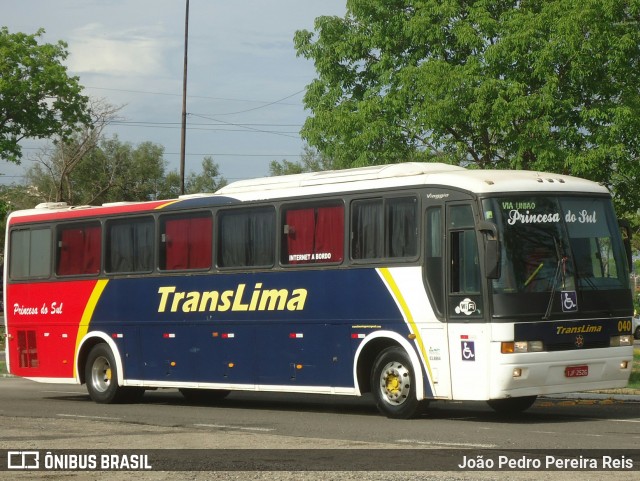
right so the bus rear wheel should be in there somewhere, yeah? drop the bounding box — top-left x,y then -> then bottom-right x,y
371,346 -> 425,419
486,395 -> 537,414
85,343 -> 143,404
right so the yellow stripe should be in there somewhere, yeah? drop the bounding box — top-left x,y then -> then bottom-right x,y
73,279 -> 109,378
154,200 -> 180,209
379,268 -> 434,382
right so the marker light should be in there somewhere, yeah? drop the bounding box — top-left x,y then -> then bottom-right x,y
501,342 -> 514,354
502,341 -> 543,353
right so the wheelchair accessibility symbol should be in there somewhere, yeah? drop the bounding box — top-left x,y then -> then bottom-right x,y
461,341 -> 475,361
561,291 -> 578,312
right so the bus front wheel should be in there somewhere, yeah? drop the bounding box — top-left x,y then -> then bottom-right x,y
371,346 -> 425,419
85,343 -> 143,404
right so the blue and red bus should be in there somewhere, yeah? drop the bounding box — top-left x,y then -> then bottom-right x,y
3,163 -> 635,418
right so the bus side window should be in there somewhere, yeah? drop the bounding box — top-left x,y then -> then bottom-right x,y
387,197 -> 418,257
218,208 -> 275,268
56,223 -> 101,276
10,228 -> 52,279
351,199 -> 383,259
106,217 -> 154,273
160,213 -> 212,270
282,203 -> 344,265
351,196 -> 418,260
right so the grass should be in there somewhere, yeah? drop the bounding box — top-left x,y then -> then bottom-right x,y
628,347 -> 640,389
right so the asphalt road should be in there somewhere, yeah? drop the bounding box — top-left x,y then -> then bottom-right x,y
0,377 -> 639,480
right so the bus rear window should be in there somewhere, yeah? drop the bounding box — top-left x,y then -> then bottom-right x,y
282,203 -> 344,265
56,223 -> 102,276
10,228 -> 52,279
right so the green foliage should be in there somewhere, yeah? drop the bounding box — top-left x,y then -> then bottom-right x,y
0,27 -> 90,163
25,136 -> 226,205
185,156 -> 227,194
295,0 -> 640,214
269,145 -> 335,175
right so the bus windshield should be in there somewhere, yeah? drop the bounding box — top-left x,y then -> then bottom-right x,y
483,196 -> 630,316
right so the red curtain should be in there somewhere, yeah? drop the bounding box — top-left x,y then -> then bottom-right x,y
165,216 -> 212,270
188,216 -> 212,268
57,225 -> 101,275
285,206 -> 344,264
314,206 -> 344,263
83,226 -> 101,273
165,219 -> 190,270
285,209 -> 315,264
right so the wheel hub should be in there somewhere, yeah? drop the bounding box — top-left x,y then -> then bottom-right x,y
379,361 -> 411,405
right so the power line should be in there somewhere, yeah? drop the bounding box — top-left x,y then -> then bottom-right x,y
188,113 -> 300,139
199,89 -> 305,116
109,120 -> 301,134
15,146 -> 303,157
85,85 -> 303,107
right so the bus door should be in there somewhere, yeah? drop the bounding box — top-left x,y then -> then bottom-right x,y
421,205 -> 452,399
445,203 -> 490,401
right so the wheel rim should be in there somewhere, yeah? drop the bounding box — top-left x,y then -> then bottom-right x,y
379,361 -> 411,405
90,355 -> 112,393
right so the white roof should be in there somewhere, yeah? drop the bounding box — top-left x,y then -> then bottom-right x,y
216,162 -> 609,201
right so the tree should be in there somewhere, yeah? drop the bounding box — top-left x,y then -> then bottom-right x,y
295,0 -> 640,214
27,99 -> 123,203
0,27 -> 90,163
28,137 -> 168,205
26,136 -> 227,206
269,145 -> 334,176
185,156 -> 227,194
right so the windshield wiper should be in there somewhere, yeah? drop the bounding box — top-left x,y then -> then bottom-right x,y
543,237 -> 568,320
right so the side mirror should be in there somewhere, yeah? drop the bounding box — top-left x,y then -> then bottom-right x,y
478,220 -> 500,279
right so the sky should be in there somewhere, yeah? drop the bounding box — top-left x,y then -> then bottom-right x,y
1,0 -> 347,186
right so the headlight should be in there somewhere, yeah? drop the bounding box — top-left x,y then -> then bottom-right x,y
610,335 -> 632,347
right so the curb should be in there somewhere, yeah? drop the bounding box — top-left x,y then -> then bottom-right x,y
540,392 -> 640,402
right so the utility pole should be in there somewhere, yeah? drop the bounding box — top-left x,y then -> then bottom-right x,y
179,0 -> 190,195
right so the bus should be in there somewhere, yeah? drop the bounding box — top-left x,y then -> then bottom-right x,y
3,163 -> 635,418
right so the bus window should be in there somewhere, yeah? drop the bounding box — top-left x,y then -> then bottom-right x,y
283,203 -> 344,265
425,207 -> 444,315
351,199 -> 383,259
106,217 -> 154,273
451,230 -> 481,294
388,197 -> 418,257
351,197 -> 417,260
218,207 -> 275,268
56,223 -> 101,276
449,205 -> 480,294
160,213 -> 212,270
10,228 -> 52,279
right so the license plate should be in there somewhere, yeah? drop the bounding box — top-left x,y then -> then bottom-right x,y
565,365 -> 588,378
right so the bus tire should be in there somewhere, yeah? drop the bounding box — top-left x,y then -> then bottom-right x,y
179,388 -> 230,404
486,395 -> 537,414
85,343 -> 143,404
371,346 -> 425,419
